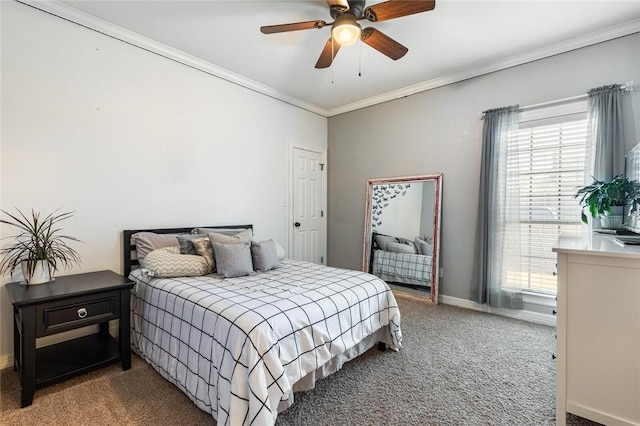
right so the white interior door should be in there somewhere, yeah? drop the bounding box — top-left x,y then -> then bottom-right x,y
292,147 -> 325,264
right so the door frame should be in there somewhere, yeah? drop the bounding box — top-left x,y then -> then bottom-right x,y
288,144 -> 328,265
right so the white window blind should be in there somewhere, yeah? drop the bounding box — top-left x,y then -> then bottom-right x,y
506,102 -> 588,294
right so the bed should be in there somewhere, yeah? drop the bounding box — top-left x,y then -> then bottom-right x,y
372,249 -> 432,287
370,232 -> 432,287
123,225 -> 402,426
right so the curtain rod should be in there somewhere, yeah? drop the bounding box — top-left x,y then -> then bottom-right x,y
519,94 -> 586,113
479,81 -> 638,119
477,94 -> 584,119
621,80 -> 640,92
522,80 -> 637,111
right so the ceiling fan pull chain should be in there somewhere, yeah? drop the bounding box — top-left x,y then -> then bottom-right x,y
358,41 -> 362,77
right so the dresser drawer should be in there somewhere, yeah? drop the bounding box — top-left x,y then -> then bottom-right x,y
36,291 -> 120,337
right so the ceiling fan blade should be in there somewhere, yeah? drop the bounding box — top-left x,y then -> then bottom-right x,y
261,20 -> 327,34
364,0 -> 436,22
361,27 -> 408,60
326,0 -> 350,12
315,37 -> 341,68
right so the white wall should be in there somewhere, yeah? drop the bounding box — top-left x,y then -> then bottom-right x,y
374,183 -> 422,239
0,2 -> 326,362
328,33 -> 640,306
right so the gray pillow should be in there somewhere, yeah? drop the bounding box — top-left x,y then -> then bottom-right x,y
177,234 -> 207,255
208,229 -> 253,245
415,237 -> 433,256
194,227 -> 253,238
212,242 -> 254,278
397,237 -> 418,253
133,232 -> 180,263
387,241 -> 418,254
251,240 -> 281,272
375,235 -> 397,251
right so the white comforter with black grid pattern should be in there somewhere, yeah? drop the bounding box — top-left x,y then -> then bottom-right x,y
372,249 -> 432,286
129,259 -> 402,426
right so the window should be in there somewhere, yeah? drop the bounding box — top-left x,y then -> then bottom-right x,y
506,101 -> 588,294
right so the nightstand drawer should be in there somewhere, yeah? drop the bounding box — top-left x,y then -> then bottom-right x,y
37,291 -> 120,337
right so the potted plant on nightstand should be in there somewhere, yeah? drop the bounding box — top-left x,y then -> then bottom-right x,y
0,208 -> 81,284
574,175 -> 640,229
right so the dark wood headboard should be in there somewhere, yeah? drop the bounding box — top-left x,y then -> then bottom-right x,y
122,225 -> 253,277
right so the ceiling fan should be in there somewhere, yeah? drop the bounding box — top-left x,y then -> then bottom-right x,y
260,0 -> 436,69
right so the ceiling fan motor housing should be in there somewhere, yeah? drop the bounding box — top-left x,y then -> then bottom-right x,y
330,0 -> 365,19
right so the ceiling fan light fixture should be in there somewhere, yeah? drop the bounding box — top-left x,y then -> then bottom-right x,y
331,16 -> 361,46
261,0 -> 437,68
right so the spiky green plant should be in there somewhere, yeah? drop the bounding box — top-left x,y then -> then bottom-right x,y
0,208 -> 81,280
574,175 -> 640,224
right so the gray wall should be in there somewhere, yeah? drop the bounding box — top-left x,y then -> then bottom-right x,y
420,182 -> 436,240
327,33 -> 640,301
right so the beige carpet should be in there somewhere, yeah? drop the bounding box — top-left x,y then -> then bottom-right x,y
0,355 -> 213,425
0,295 -> 600,425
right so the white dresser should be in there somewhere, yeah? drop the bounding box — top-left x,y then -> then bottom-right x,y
553,234 -> 640,426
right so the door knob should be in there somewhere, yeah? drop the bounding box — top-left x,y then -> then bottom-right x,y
294,222 -> 301,228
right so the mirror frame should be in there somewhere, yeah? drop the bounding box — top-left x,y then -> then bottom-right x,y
362,173 -> 443,304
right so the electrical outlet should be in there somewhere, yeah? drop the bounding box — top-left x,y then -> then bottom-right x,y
439,268 -> 444,278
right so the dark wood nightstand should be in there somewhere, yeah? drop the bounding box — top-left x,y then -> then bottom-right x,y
5,270 -> 134,407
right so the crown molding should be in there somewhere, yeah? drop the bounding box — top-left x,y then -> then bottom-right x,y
327,18 -> 640,117
16,1 -> 640,118
16,0 -> 330,117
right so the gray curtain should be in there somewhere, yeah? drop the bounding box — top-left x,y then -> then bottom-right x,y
586,84 -> 625,180
472,105 -> 523,309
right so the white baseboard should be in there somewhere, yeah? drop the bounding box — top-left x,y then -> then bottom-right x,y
439,294 -> 557,327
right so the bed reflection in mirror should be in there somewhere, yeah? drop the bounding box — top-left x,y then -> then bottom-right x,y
362,174 -> 443,304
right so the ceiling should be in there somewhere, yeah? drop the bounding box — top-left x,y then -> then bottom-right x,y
30,0 -> 640,116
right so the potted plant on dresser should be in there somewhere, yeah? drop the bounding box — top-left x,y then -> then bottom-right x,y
575,175 -> 640,229
0,208 -> 81,284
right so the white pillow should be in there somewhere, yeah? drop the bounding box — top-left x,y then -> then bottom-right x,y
141,246 -> 209,278
274,241 -> 286,260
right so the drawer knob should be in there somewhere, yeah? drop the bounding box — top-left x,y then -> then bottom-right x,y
77,307 -> 88,319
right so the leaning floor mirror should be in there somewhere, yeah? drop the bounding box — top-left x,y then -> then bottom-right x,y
362,174 -> 443,304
